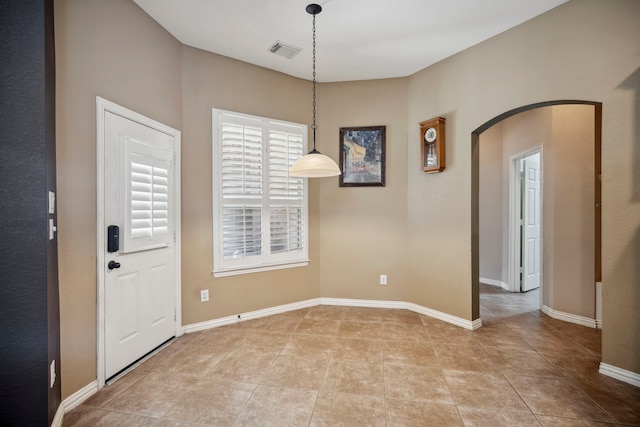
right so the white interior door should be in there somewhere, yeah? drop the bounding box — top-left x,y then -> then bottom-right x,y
102,108 -> 178,380
522,152 -> 541,292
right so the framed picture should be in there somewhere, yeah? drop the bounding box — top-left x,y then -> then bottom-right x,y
339,126 -> 386,187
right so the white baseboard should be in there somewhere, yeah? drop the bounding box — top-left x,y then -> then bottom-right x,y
595,282 -> 602,329
542,305 -> 597,329
599,362 -> 640,388
182,298 -> 321,334
51,404 -> 64,427
406,302 -> 482,330
182,297 -> 479,333
320,297 -> 406,310
321,297 -> 480,330
63,380 -> 99,413
479,277 -> 510,291
51,380 -> 99,426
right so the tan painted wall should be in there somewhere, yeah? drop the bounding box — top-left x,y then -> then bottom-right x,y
478,124 -> 504,283
55,0 -> 640,399
547,105 -> 595,318
408,0 -> 639,372
55,0 -> 324,397
180,46 -> 321,326
55,0 -> 183,399
317,79 -> 410,301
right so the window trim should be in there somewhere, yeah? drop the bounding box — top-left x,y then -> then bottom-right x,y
212,108 -> 309,277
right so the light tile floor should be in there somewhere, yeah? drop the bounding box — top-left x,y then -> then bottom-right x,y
64,285 -> 640,426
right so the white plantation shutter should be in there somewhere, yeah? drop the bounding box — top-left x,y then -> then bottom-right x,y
270,205 -> 304,253
130,162 -> 169,239
269,129 -> 305,253
221,123 -> 262,198
121,138 -> 173,253
213,109 -> 309,276
152,166 -> 169,236
130,162 -> 154,239
222,205 -> 262,258
269,130 -> 304,199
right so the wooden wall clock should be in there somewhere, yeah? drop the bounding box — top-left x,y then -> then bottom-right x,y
419,117 -> 445,173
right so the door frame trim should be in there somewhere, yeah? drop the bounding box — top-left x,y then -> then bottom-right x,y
95,97 -> 182,388
508,146 -> 542,300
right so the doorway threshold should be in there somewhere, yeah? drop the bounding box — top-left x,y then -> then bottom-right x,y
106,337 -> 176,385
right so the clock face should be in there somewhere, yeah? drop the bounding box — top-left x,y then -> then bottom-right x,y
425,127 -> 437,143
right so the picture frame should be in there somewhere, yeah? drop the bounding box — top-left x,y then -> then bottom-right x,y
339,125 -> 386,187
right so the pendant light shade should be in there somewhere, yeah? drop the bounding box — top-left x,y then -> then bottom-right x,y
290,150 -> 341,177
289,4 -> 341,178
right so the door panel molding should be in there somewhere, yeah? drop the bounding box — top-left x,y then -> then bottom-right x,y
522,152 -> 541,292
96,97 -> 181,388
507,146 -> 542,299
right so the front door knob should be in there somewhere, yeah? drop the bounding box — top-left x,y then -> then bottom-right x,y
108,261 -> 121,270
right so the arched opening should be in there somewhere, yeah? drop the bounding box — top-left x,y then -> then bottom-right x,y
471,100 -> 602,326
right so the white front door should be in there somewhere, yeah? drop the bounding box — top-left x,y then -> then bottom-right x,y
98,99 -> 180,381
522,152 -> 541,292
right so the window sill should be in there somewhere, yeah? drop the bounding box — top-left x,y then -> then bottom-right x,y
212,260 -> 310,278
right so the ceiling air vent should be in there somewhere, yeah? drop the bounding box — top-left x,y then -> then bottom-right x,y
269,40 -> 302,59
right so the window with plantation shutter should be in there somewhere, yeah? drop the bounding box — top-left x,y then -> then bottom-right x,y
120,137 -> 173,253
212,109 -> 309,276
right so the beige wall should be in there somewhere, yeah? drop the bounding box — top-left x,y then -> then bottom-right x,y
317,79 -> 410,301
56,0 -> 324,397
55,0 -> 640,399
408,0 -> 639,372
547,105 -> 595,317
55,0 -> 183,398
478,124 -> 504,283
180,46 -> 322,325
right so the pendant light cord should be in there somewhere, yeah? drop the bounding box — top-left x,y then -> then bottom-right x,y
311,11 -> 318,152
289,4 -> 341,177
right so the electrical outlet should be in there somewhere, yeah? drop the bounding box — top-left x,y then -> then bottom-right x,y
380,274 -> 387,285
200,289 -> 209,302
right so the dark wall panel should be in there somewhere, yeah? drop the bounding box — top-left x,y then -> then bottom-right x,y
0,0 -> 61,424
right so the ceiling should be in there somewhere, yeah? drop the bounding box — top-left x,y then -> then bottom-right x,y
133,0 -> 568,83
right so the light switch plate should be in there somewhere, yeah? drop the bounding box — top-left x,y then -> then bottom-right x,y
48,191 -> 55,214
50,360 -> 56,388
49,219 -> 57,240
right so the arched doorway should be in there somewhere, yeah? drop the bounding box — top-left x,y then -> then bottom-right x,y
471,100 -> 602,325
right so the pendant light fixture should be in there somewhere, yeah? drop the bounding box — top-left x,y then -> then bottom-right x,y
289,4 -> 341,178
